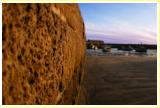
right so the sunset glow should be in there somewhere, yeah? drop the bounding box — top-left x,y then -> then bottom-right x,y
80,3 -> 157,44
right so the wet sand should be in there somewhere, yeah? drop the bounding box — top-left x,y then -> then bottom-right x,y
84,55 -> 157,105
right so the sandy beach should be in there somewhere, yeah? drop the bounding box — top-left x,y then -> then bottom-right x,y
84,55 -> 157,105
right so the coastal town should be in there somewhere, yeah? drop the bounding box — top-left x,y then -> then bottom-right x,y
86,40 -> 157,56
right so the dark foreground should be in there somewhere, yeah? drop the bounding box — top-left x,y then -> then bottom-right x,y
84,55 -> 157,105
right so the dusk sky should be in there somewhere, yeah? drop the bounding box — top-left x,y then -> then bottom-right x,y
79,3 -> 157,44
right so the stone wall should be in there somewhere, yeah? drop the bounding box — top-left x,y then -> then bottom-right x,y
2,3 -> 86,104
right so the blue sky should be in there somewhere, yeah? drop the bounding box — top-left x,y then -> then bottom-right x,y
79,3 -> 157,44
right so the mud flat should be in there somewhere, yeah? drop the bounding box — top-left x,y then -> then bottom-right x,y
84,55 -> 157,105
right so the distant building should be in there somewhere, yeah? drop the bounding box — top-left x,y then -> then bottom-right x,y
86,40 -> 104,49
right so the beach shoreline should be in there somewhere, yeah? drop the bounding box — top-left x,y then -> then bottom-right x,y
84,55 -> 157,105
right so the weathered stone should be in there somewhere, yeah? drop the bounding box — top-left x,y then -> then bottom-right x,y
2,3 -> 86,104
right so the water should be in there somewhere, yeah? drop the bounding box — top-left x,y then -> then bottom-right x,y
86,49 -> 157,56
147,49 -> 157,56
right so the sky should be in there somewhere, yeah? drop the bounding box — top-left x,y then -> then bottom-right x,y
79,3 -> 157,44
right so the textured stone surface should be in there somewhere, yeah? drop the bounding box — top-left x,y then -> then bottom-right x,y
2,3 -> 86,104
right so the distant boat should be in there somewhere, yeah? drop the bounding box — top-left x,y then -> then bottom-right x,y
102,46 -> 111,52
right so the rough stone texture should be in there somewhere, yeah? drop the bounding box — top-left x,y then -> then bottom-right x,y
2,3 -> 86,104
